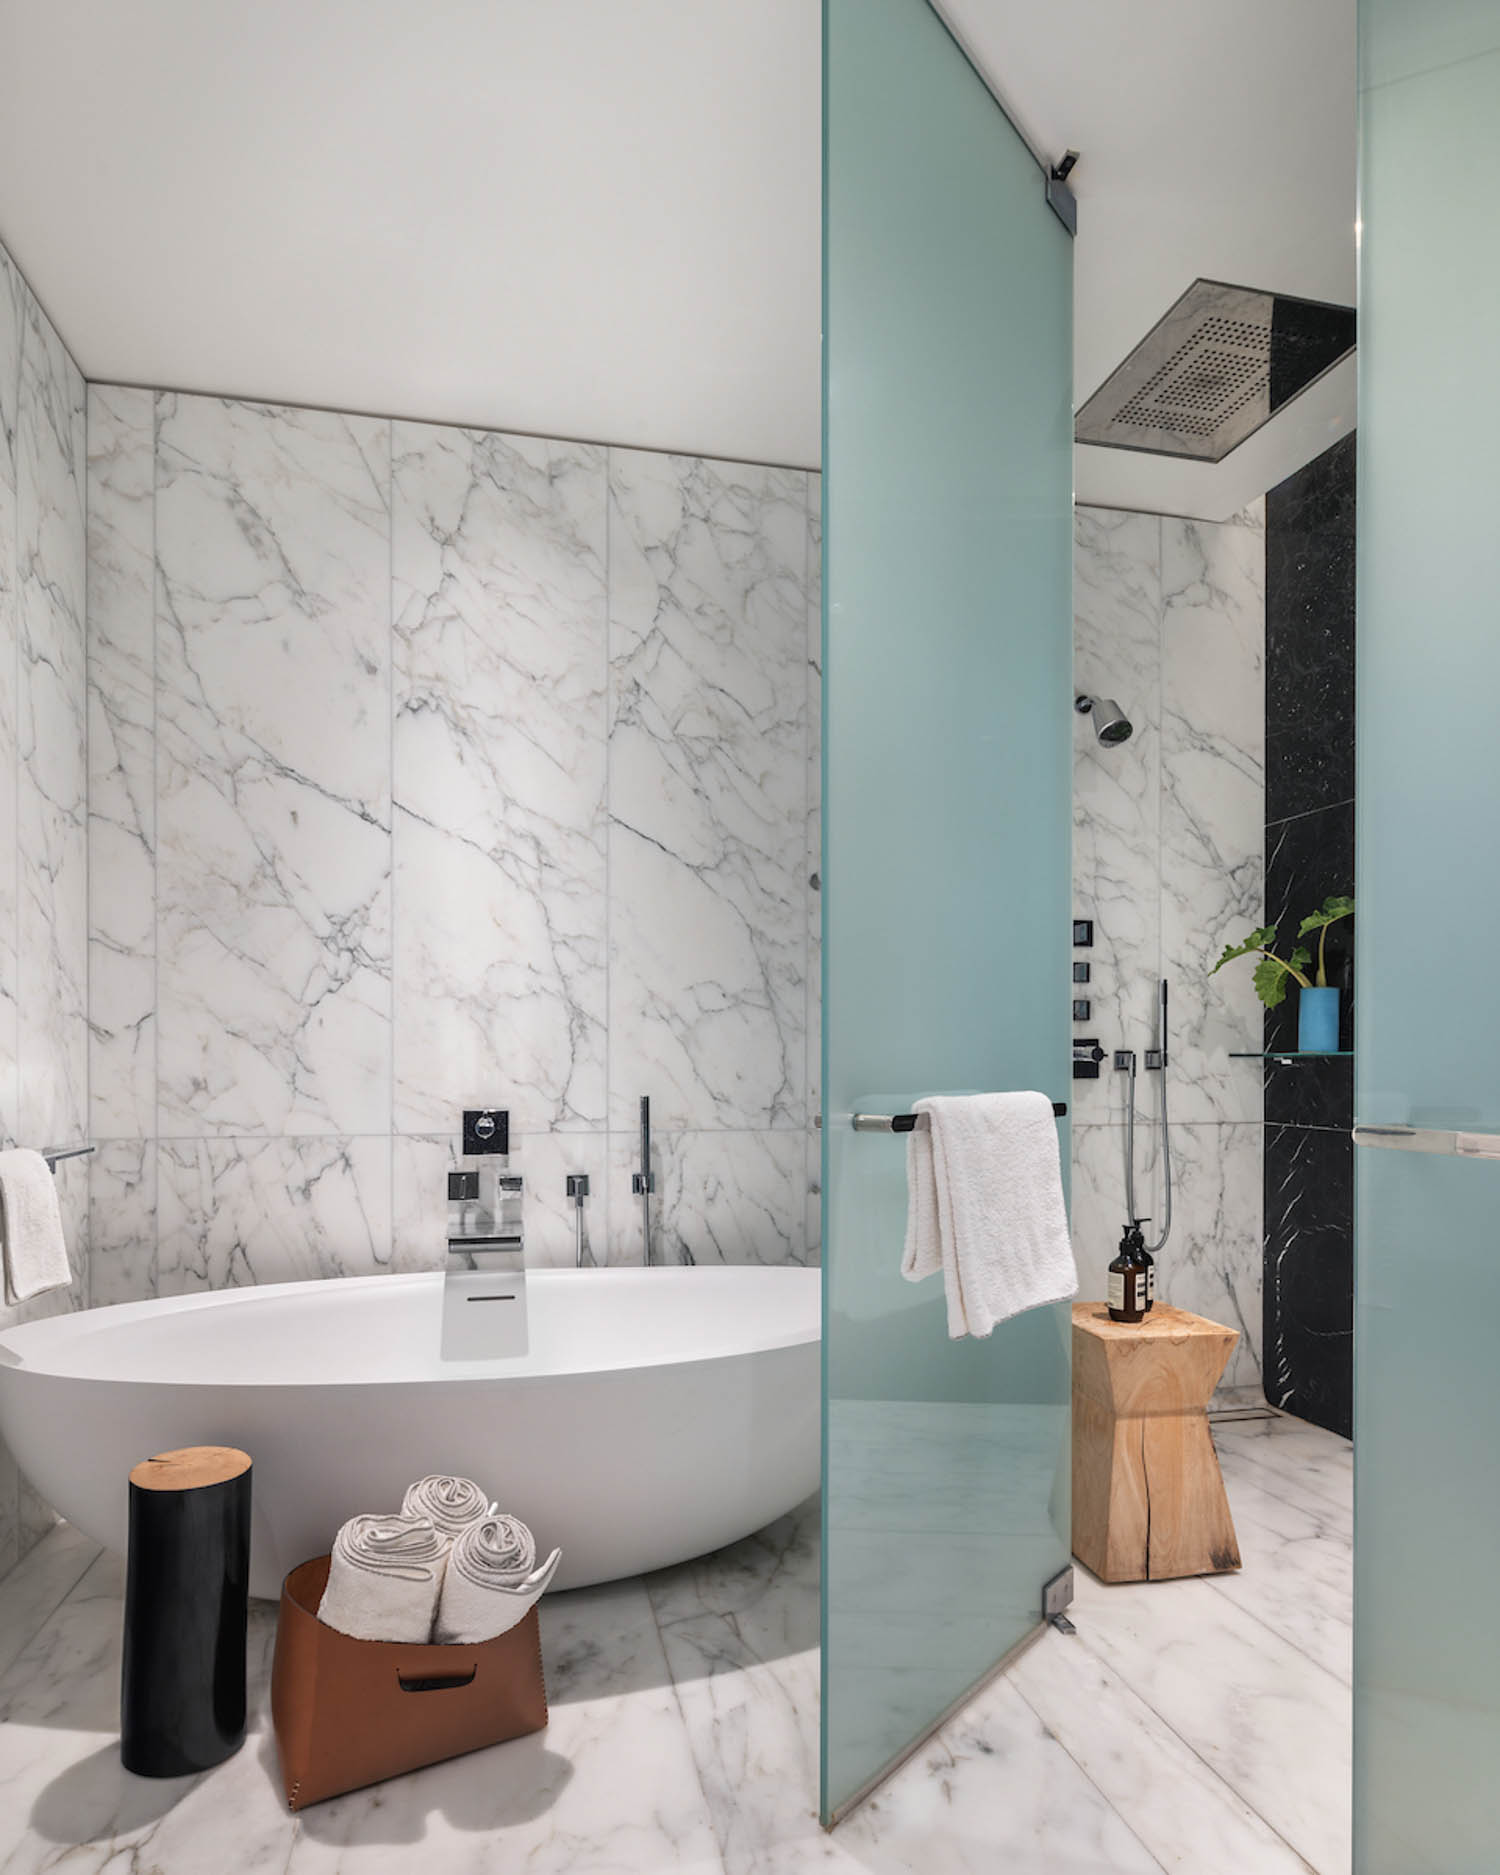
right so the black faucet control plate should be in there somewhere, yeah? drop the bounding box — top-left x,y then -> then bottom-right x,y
463,1109 -> 510,1156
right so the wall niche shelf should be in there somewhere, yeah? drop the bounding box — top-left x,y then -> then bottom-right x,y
1229,1050 -> 1354,1063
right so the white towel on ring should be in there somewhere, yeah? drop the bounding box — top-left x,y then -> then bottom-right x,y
0,1148 -> 71,1305
401,1474 -> 493,1543
901,1091 -> 1076,1338
317,1514 -> 448,1642
433,1514 -> 561,1644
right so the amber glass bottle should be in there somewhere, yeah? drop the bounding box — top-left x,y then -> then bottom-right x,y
1107,1224 -> 1148,1324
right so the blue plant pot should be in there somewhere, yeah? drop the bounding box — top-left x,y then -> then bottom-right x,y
1298,986 -> 1340,1053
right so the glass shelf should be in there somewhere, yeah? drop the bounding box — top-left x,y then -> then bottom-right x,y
1229,1050 -> 1354,1061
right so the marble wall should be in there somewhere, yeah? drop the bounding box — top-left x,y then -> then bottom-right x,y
1263,435 -> 1355,1438
1071,504 -> 1266,1392
0,236 -> 90,1576
87,391 -> 820,1302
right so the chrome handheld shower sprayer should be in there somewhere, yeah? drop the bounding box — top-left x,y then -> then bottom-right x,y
1121,976 -> 1173,1263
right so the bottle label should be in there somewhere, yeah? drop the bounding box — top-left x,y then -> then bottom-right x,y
1146,1264 -> 1154,1305
1108,1270 -> 1125,1312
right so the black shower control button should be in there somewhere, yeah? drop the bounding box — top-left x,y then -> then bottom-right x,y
1073,920 -> 1093,946
1073,962 -> 1090,983
1073,1000 -> 1091,1021
463,1109 -> 510,1155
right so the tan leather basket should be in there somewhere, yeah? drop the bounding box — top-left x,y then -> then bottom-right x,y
270,1555 -> 548,1810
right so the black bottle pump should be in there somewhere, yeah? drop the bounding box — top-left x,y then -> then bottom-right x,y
1108,1222 -> 1149,1324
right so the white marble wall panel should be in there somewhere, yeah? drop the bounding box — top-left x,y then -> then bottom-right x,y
1072,508 -> 1163,1125
1072,502 -> 1265,1394
0,247 -> 22,1152
608,450 -> 809,1134
15,292 -> 87,1153
1160,508 -> 1266,1125
86,386 -> 155,1139
806,479 -> 822,1264
156,1136 -> 392,1293
87,1139 -> 158,1309
86,399 -> 819,1307
154,396 -> 392,1137
392,423 -> 607,1134
0,238 -> 89,1579
607,1129 -> 811,1268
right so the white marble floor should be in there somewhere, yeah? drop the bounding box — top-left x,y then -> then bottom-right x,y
0,1414 -> 1351,1874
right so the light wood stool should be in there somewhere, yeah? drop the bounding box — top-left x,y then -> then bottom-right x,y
1071,1303 -> 1240,1583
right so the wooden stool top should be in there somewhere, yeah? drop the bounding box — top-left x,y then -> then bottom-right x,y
129,1446 -> 252,1492
1073,1302 -> 1236,1344
1072,1303 -> 1238,1415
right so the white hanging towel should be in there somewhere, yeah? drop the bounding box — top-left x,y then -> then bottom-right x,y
901,1092 -> 1077,1339
0,1148 -> 71,1306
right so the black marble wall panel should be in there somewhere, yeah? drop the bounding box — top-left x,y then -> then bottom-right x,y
1264,1123 -> 1354,1438
1263,433 -> 1356,1437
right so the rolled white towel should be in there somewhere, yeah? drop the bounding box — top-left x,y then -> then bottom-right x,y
317,1514 -> 449,1643
401,1474 -> 493,1543
433,1513 -> 561,1645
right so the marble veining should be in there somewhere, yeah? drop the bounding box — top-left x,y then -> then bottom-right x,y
86,392 -> 820,1302
154,396 -> 394,1140
154,1136 -> 394,1293
0,1416 -> 1351,1874
1158,510 -> 1266,1127
16,289 -> 88,1156
1262,434 -> 1356,1440
392,423 -> 608,1135
0,232 -> 90,1579
86,386 -> 156,1141
608,449 -> 810,1134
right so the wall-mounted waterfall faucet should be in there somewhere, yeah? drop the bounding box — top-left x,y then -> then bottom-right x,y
631,1096 -> 655,1265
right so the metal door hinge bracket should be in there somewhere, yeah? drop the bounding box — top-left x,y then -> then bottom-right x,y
1043,1565 -> 1076,1634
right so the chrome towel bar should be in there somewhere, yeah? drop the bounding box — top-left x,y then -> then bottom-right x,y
852,1102 -> 1067,1133
1352,1123 -> 1500,1160
39,1145 -> 95,1172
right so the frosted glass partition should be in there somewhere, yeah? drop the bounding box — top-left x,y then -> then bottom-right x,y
822,0 -> 1073,1823
1355,5 -> 1500,1868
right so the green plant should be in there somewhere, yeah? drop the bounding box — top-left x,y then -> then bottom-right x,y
1297,895 -> 1356,987
1210,894 -> 1356,1009
1209,927 -> 1311,1009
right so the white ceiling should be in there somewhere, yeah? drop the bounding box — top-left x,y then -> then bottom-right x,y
0,0 -> 823,468
0,2 -> 1355,506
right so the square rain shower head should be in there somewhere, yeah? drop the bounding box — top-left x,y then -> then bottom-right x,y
1074,278 -> 1356,463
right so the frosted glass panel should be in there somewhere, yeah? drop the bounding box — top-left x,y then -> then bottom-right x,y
822,0 -> 1073,1822
1354,12 -> 1500,1870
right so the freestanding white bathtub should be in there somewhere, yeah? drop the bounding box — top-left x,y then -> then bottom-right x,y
0,1266 -> 820,1597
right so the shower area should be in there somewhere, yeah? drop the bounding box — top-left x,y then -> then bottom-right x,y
1070,449 -> 1357,1429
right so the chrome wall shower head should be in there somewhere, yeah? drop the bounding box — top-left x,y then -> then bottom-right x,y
1075,694 -> 1134,746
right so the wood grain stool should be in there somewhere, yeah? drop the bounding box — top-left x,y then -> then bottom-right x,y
1071,1303 -> 1240,1583
121,1446 -> 252,1777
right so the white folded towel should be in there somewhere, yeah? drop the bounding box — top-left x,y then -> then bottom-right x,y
317,1514 -> 449,1643
901,1092 -> 1077,1339
433,1513 -> 561,1645
0,1148 -> 71,1306
401,1474 -> 493,1543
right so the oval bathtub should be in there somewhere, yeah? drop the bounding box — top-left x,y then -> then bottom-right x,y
0,1266 -> 820,1597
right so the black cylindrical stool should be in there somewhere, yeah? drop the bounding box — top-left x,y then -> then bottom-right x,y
121,1445 -> 252,1777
